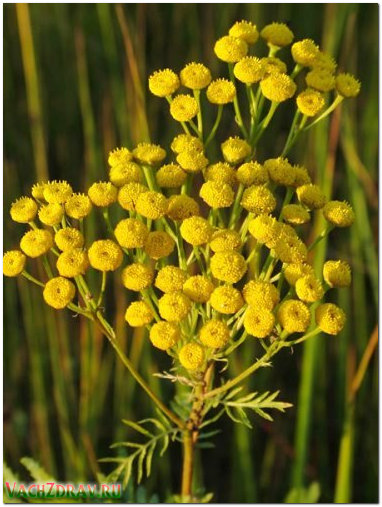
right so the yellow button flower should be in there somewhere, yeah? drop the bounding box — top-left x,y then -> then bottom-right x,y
210,251 -> 247,284
148,68 -> 180,97
291,39 -> 319,66
260,73 -> 297,102
38,203 -> 64,226
221,137 -> 251,165
88,239 -> 123,271
295,275 -> 324,303
214,35 -> 248,63
31,182 -> 46,201
306,69 -> 335,92
296,184 -> 327,210
144,231 -> 175,259
336,73 -> 361,98
200,319 -> 230,348
177,149 -> 209,173
180,62 -> 212,90
65,193 -> 93,220
170,134 -> 203,154
260,22 -> 294,47
183,275 -> 215,303
204,162 -> 236,186
155,266 -> 187,293
180,216 -> 213,246
166,195 -> 200,221
10,197 -> 38,223
292,165 -> 312,187
118,183 -> 148,211
43,180 -> 73,204
179,343 -> 205,371
310,51 -> 337,73
277,299 -> 311,333
323,260 -> 351,288
88,182 -> 118,207
3,250 -> 26,277
20,229 -> 54,258
323,200 -> 355,227
282,204 -> 310,225
170,94 -> 199,122
125,301 -> 154,327
199,181 -> 235,209
242,280 -> 280,309
158,292 -> 192,322
133,143 -> 166,166
121,262 -> 154,291
296,89 -> 325,117
156,164 -> 187,188
236,161 -> 268,186
135,191 -> 168,220
315,303 -> 346,335
244,307 -> 275,338
234,56 -> 264,84
114,218 -> 149,249
274,233 -> 307,264
56,248 -> 89,278
150,321 -> 180,350
43,277 -> 76,310
55,228 -> 84,251
206,79 -> 236,105
264,157 -> 295,186
108,147 -> 133,167
248,214 -> 281,248
241,185 -> 276,215
210,286 -> 244,314
209,229 -> 241,253
260,57 -> 287,76
109,161 -> 142,187
284,262 -> 315,286
229,20 -> 259,44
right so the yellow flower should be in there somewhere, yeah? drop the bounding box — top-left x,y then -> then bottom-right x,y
31,182 -> 47,201
210,286 -> 244,314
180,216 -> 213,246
108,147 -> 133,167
56,248 -> 89,278
323,200 -> 355,227
260,22 -> 294,47
260,73 -> 296,102
144,231 -> 175,259
88,239 -> 123,271
183,275 -> 215,303
20,229 -> 54,258
206,79 -> 236,105
242,280 -> 279,309
264,157 -> 295,186
274,232 -> 307,264
233,57 -> 264,84
214,35 -> 248,63
10,197 -> 38,223
44,181 -> 73,204
200,181 -> 235,209
282,204 -> 310,225
38,203 -> 64,226
43,277 -> 76,310
209,229 -> 241,253
244,307 -> 275,338
158,292 -> 192,322
295,274 -> 324,303
204,162 -> 236,186
315,303 -> 346,335
248,214 -> 281,248
179,343 -> 205,371
121,262 -> 154,291
114,218 -> 149,249
210,251 -> 247,284
88,182 -> 118,207
229,20 -> 259,44
306,69 -> 335,92
336,73 -> 361,98
55,228 -> 84,251
148,68 -> 180,97
135,191 -> 168,220
156,164 -> 187,188
3,250 -> 26,277
177,149 -> 209,173
170,94 -> 199,122
166,195 -> 200,222
241,185 -> 276,215
291,39 -> 320,66
323,260 -> 351,288
133,143 -> 166,166
150,321 -> 180,350
296,89 -> 325,116
200,319 -> 230,348
125,301 -> 154,327
180,62 -> 212,90
118,183 -> 148,211
170,134 -> 203,154
292,165 -> 312,187
236,161 -> 268,186
109,161 -> 142,187
277,299 -> 311,333
221,137 -> 251,165
155,266 -> 187,293
284,262 -> 315,286
260,57 -> 287,76
296,184 -> 327,210
310,51 -> 337,73
65,193 -> 93,220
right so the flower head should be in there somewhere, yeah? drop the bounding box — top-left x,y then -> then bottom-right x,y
155,266 -> 187,293
221,137 -> 251,165
180,216 -> 212,246
315,303 -> 346,335
229,20 -> 259,44
336,73 -> 361,98
177,149 -> 209,173
56,248 -> 89,278
31,182 -> 46,201
248,214 -> 281,248
261,57 -> 287,76
200,181 -> 235,209
282,204 -> 310,225
133,143 -> 166,166
274,232 -> 307,264
144,231 -> 175,259
3,250 -> 26,277
310,51 -> 337,73
118,183 -> 148,211
295,275 -> 324,303
44,181 -> 73,204
150,321 -> 180,350
149,69 -> 180,97
242,280 -> 279,309
210,286 -> 244,314
260,73 -> 296,102
236,161 -> 268,186
10,197 -> 38,223
244,307 -> 275,338
200,319 -> 230,348
158,292 -> 192,322
156,164 -> 187,188
183,275 -> 215,303
125,301 -> 154,327
171,134 -> 203,154
135,191 -> 168,220
209,229 -> 241,253
109,161 -> 142,187
114,218 -> 149,249
323,200 -> 355,227
296,89 -> 325,116
88,182 -> 118,207
88,240 -> 123,271
296,184 -> 327,209
43,277 -> 76,310
170,94 -> 199,122
122,263 -> 154,291
306,69 -> 335,92
65,193 -> 93,220
210,251 -> 247,283
38,203 -> 64,226
260,22 -> 294,47
20,229 -> 53,258
284,262 -> 315,286
108,147 -> 133,167
241,185 -> 276,215
166,195 -> 200,221
323,260 -> 351,288
292,165 -> 312,187
277,299 -> 311,333
180,62 -> 212,89
204,162 -> 236,186
264,157 -> 295,186
291,39 -> 320,66
206,79 -> 236,105
214,35 -> 248,63
179,343 -> 205,370
234,57 -> 264,84
55,228 -> 84,251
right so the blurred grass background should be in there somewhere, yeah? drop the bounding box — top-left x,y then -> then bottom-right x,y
3,3 -> 378,503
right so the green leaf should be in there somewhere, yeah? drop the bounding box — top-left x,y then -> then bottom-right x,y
20,457 -> 56,483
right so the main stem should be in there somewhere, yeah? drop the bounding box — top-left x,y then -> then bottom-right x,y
181,431 -> 194,499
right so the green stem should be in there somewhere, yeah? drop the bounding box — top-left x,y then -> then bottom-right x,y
308,224 -> 334,251
22,270 -> 45,287
228,184 -> 245,228
194,90 -> 203,141
97,271 -> 107,308
205,105 -> 223,148
228,64 -> 248,139
303,95 -> 344,132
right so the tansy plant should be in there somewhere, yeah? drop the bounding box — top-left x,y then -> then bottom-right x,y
4,20 -> 359,503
